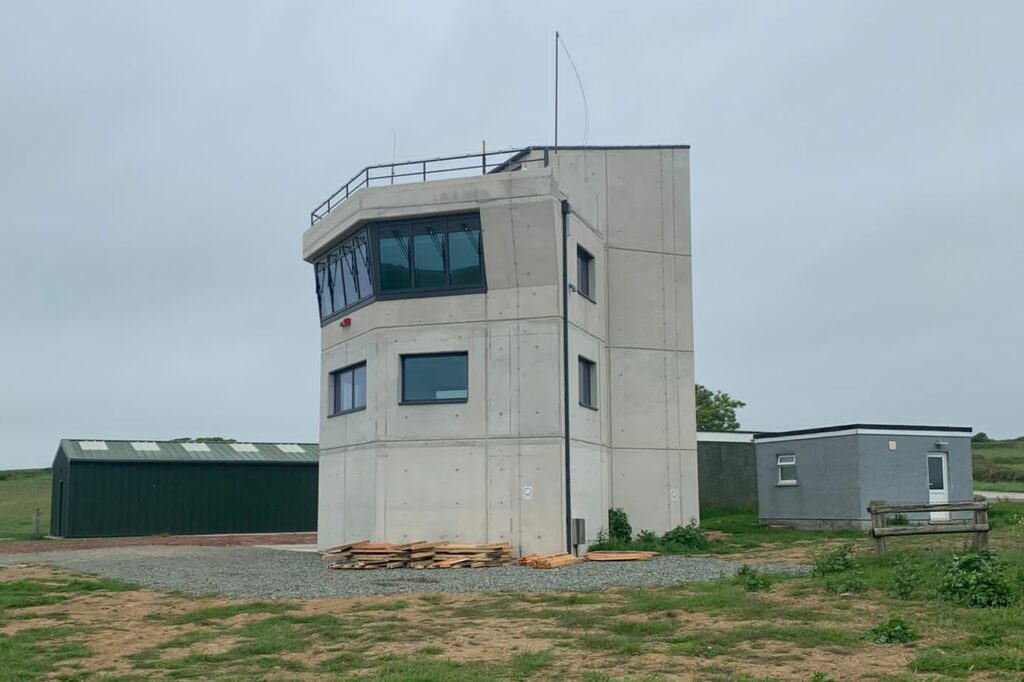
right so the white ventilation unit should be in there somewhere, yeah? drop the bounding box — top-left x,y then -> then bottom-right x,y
276,444 -> 305,454
181,442 -> 211,452
79,441 -> 108,451
131,442 -> 161,452
230,443 -> 259,453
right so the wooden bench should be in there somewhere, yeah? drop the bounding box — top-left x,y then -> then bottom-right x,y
867,496 -> 990,555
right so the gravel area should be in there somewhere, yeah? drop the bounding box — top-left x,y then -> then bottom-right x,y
0,545 -> 807,599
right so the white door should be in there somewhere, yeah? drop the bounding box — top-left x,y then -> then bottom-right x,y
928,453 -> 949,522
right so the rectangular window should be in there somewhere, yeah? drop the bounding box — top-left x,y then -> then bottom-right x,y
413,229 -> 446,288
401,352 -> 468,404
447,221 -> 483,286
314,227 -> 375,323
330,362 -> 367,416
777,454 -> 797,485
578,356 -> 597,409
378,228 -> 412,291
577,246 -> 594,300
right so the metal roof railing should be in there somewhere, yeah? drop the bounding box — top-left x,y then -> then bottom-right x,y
310,147 -> 550,227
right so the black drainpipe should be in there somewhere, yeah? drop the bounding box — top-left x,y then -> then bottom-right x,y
561,198 -> 573,553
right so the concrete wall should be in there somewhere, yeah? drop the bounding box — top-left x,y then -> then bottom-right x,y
697,438 -> 757,510
305,147 -> 696,555
756,431 -> 974,530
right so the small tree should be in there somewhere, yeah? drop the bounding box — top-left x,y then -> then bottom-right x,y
695,384 -> 746,431
972,432 -> 991,443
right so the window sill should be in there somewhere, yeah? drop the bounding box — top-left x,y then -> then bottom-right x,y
399,398 -> 469,406
776,481 -> 798,487
578,292 -> 596,304
328,406 -> 367,418
579,402 -> 599,412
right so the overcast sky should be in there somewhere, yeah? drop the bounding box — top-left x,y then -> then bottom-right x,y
1,1 -> 1021,469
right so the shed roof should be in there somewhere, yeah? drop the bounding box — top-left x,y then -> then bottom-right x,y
59,439 -> 319,464
752,424 -> 972,442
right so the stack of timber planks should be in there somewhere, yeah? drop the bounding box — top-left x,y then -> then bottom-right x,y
321,540 -> 513,570
585,550 -> 659,561
518,552 -> 584,569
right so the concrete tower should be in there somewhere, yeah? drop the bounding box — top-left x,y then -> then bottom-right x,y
303,146 -> 696,556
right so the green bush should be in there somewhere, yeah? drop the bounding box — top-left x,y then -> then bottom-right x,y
634,529 -> 658,545
888,513 -> 910,526
870,614 -> 917,644
888,559 -> 921,600
812,543 -> 855,577
938,551 -> 1014,608
735,565 -> 771,592
608,508 -> 632,543
662,521 -> 710,551
824,573 -> 867,595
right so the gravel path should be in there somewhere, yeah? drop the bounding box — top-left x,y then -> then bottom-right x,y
0,545 -> 807,599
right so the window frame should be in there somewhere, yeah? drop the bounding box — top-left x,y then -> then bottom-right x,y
578,355 -> 597,410
329,361 -> 367,417
776,453 -> 797,486
313,212 -> 485,327
576,246 -> 595,302
400,351 -> 469,405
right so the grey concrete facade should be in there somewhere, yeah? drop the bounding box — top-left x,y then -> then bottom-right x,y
302,147 -> 697,556
754,425 -> 973,530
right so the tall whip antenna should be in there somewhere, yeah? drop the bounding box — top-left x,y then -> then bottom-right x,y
554,31 -> 589,149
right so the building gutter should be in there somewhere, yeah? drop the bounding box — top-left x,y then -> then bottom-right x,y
561,198 -> 573,554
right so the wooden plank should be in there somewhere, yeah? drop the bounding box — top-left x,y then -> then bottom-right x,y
867,500 -> 989,514
872,523 -> 990,538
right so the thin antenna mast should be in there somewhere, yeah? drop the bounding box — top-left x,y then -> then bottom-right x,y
554,30 -> 559,150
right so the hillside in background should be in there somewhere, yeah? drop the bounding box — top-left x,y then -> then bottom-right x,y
973,438 -> 1024,492
0,468 -> 50,540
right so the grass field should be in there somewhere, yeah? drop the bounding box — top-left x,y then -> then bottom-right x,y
0,469 -> 50,540
973,438 -> 1024,493
3,505 -> 1024,680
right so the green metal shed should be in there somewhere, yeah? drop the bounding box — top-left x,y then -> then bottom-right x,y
50,439 -> 319,538
697,432 -> 758,510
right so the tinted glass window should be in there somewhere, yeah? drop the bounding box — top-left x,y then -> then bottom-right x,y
402,353 -> 468,403
577,247 -> 593,299
928,456 -> 945,490
448,228 -> 482,286
379,232 -> 411,291
316,264 -> 331,318
414,232 -> 446,288
331,362 -> 367,415
340,246 -> 358,307
578,357 -> 596,408
353,236 -> 372,301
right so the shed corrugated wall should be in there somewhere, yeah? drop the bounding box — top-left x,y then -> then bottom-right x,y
50,441 -> 318,538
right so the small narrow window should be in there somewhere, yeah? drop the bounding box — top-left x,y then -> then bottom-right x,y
777,454 -> 797,485
330,362 -> 367,416
401,352 -> 468,404
577,246 -> 594,301
379,229 -> 412,291
578,356 -> 597,409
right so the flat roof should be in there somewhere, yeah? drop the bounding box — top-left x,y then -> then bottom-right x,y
753,424 -> 972,441
60,439 -> 319,464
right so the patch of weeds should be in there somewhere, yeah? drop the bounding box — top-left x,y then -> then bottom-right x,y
938,550 -> 1015,608
912,643 -> 1024,674
735,565 -> 772,592
870,614 -> 917,644
661,521 -> 710,552
528,592 -> 604,606
823,573 -> 867,595
576,633 -> 645,656
810,674 -> 835,682
887,557 -> 921,599
605,620 -> 675,637
157,600 -> 299,625
811,543 -> 855,577
418,594 -> 444,606
320,649 -> 372,674
506,649 -> 555,678
668,623 -> 862,659
888,513 -> 910,526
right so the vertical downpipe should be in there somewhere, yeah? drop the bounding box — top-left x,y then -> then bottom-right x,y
561,199 -> 573,553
